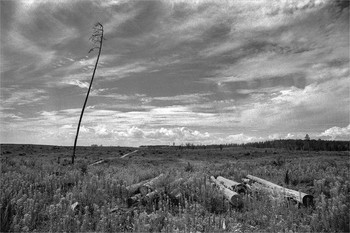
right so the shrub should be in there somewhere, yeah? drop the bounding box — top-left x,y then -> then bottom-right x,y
185,162 -> 194,172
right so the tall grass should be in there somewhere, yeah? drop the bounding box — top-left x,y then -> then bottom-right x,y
1,151 -> 349,232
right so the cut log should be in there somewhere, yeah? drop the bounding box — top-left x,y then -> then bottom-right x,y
166,178 -> 186,201
216,176 -> 247,194
142,187 -> 165,203
247,175 -> 314,207
120,150 -> 138,158
127,193 -> 142,207
169,187 -> 182,200
139,173 -> 166,195
126,178 -> 153,195
210,176 -> 243,208
241,178 -> 250,184
88,160 -> 104,166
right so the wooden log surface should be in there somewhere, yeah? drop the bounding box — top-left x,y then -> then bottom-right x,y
120,150 -> 138,158
139,173 -> 166,195
247,174 -> 313,207
216,176 -> 247,194
127,193 -> 142,207
128,178 -> 185,206
210,176 -> 243,208
143,187 -> 165,203
142,177 -> 185,203
126,178 -> 153,195
88,159 -> 104,166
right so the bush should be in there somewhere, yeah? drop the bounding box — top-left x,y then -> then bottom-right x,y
185,162 -> 194,172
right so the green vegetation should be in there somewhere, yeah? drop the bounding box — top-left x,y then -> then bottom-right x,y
1,144 -> 349,232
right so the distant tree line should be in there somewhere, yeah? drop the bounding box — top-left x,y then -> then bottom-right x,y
142,139 -> 349,151
243,139 -> 349,151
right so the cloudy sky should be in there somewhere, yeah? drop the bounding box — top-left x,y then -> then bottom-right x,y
1,0 -> 349,146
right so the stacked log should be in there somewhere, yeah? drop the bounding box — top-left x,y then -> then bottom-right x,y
139,173 -> 166,195
210,176 -> 243,208
126,178 -> 153,195
246,175 -> 314,207
167,178 -> 185,200
216,176 -> 248,194
127,193 -> 142,207
127,174 -> 187,207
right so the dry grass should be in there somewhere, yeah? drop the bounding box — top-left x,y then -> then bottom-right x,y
1,145 -> 349,232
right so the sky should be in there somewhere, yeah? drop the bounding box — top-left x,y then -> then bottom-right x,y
0,0 -> 349,146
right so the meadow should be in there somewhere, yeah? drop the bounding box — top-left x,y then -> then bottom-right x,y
1,144 -> 349,232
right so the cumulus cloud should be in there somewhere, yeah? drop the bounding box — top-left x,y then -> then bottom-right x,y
113,126 -> 210,142
1,0 -> 348,146
320,125 -> 350,140
91,124 -> 111,137
226,133 -> 263,144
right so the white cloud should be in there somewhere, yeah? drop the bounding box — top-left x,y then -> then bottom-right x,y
91,124 -> 111,137
63,80 -> 90,89
320,124 -> 350,140
60,124 -> 73,129
226,133 -> 262,144
268,133 -> 281,140
285,133 -> 295,139
2,88 -> 48,107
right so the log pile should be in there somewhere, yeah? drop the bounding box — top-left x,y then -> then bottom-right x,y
245,174 -> 314,207
216,176 -> 248,195
126,174 -> 186,207
120,173 -> 313,211
210,176 -> 244,208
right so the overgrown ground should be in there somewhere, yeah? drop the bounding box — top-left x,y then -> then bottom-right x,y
1,144 -> 349,232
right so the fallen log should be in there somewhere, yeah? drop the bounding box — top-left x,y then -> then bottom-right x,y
120,150 -> 138,158
128,178 -> 184,206
246,175 -> 314,207
166,178 -> 188,202
88,159 -> 104,166
142,178 -> 184,201
139,173 -> 166,195
216,176 -> 248,194
127,193 -> 142,207
126,178 -> 153,195
210,176 -> 243,208
142,187 -> 165,204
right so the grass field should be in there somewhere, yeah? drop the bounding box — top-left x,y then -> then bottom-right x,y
1,144 -> 349,232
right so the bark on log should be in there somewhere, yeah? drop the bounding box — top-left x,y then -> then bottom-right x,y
169,187 -> 182,200
126,178 -> 153,195
139,173 -> 166,195
216,176 -> 247,194
247,174 -> 313,207
166,178 -> 187,200
143,187 -> 165,203
210,176 -> 243,208
129,178 -> 185,206
127,193 -> 142,207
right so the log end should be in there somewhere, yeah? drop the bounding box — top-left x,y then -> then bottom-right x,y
230,195 -> 244,208
302,195 -> 314,207
235,184 -> 248,195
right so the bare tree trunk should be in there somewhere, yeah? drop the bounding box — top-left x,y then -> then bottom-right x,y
72,23 -> 104,164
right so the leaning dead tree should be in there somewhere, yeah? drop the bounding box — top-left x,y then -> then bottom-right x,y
72,22 -> 104,164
